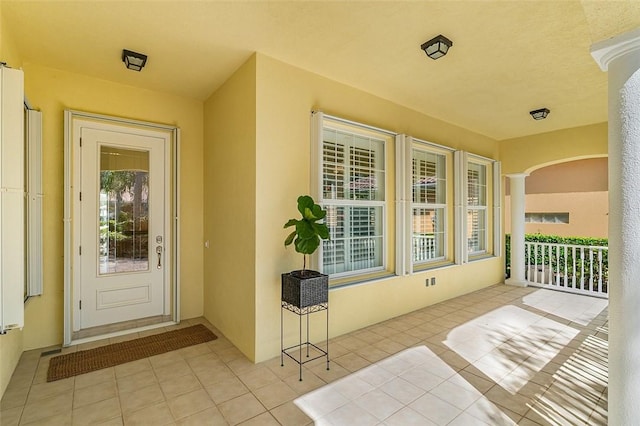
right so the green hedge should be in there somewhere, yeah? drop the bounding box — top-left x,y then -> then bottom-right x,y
511,234 -> 607,247
505,234 -> 608,282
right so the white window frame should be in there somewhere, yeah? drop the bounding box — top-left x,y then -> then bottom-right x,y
467,159 -> 488,256
396,135 -> 453,274
0,66 -> 25,332
455,152 -> 501,263
25,106 -> 43,298
311,112 -> 392,280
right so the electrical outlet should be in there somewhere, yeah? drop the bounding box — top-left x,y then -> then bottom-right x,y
430,277 -> 436,286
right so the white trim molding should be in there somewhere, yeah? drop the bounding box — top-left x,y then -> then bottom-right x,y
0,66 -> 25,333
591,27 -> 640,71
63,110 -> 180,346
26,109 -> 43,297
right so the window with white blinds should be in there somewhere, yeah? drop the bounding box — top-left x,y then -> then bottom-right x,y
412,148 -> 446,263
312,113 -> 502,283
467,161 -> 488,254
318,120 -> 387,277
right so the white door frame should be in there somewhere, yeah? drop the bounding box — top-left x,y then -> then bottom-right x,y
64,110 -> 180,346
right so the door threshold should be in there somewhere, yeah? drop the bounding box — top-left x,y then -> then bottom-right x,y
67,321 -> 177,347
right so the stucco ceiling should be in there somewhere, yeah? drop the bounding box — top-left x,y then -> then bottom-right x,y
3,1 -> 640,140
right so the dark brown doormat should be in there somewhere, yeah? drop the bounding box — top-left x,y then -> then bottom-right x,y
47,324 -> 217,382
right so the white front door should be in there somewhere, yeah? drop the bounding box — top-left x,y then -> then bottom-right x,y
78,126 -> 168,329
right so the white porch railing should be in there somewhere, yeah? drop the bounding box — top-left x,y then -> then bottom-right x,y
413,235 -> 437,261
525,241 -> 608,298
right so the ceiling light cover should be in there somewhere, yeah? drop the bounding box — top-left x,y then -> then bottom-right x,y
421,35 -> 453,60
530,108 -> 550,120
122,49 -> 147,71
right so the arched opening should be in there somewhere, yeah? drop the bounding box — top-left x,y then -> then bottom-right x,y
505,156 -> 608,238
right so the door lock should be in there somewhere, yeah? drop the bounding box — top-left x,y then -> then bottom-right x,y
156,245 -> 163,269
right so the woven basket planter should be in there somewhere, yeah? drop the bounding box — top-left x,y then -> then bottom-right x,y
281,270 -> 328,308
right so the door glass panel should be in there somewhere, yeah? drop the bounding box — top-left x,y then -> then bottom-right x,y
99,146 -> 150,274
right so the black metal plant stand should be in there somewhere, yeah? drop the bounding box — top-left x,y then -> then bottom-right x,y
280,301 -> 329,381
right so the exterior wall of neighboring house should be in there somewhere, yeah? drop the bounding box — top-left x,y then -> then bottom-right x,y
504,157 -> 608,238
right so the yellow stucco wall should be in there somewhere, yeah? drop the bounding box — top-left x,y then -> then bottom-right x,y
499,122 -> 608,175
19,63 -> 204,350
202,56 -> 257,359
253,54 -> 503,362
0,4 -> 25,398
0,35 -> 609,398
1,14 -> 206,394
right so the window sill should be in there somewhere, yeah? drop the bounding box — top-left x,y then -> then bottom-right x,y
468,253 -> 497,262
413,260 -> 455,273
329,271 -> 396,289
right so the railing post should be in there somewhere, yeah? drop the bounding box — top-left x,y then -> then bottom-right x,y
572,246 -> 576,290
589,248 -> 594,293
552,245 -> 560,287
533,243 -> 538,284
563,246 -> 568,288
524,242 -> 529,280
597,248 -> 603,294
580,246 -> 585,291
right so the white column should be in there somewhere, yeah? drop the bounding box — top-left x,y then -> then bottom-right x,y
592,28 -> 640,425
505,173 -> 528,287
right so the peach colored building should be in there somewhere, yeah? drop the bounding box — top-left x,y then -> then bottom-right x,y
504,158 -> 608,238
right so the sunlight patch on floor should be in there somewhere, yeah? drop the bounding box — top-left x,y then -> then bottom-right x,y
522,289 -> 608,326
445,305 -> 579,394
294,346 -> 515,425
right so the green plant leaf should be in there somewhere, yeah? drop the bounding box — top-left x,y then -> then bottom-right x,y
311,204 -> 326,220
284,195 -> 330,257
303,206 -> 317,221
296,221 -> 315,239
284,218 -> 298,228
284,230 -> 296,247
295,235 -> 319,254
312,222 -> 330,239
297,195 -> 313,215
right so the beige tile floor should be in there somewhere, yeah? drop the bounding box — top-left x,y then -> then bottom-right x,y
0,284 -> 608,425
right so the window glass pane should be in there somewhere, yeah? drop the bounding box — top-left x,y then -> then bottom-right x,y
467,208 -> 486,253
412,207 -> 445,262
525,212 -> 569,224
322,205 -> 383,274
412,149 -> 445,204
411,147 -> 447,265
322,131 -> 345,200
319,120 -> 387,278
322,128 -> 385,202
467,162 -> 487,206
99,146 -> 149,274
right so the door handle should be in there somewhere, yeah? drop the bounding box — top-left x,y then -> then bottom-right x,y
156,246 -> 163,269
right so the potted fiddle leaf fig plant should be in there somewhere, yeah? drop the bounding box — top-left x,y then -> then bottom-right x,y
282,195 -> 330,308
